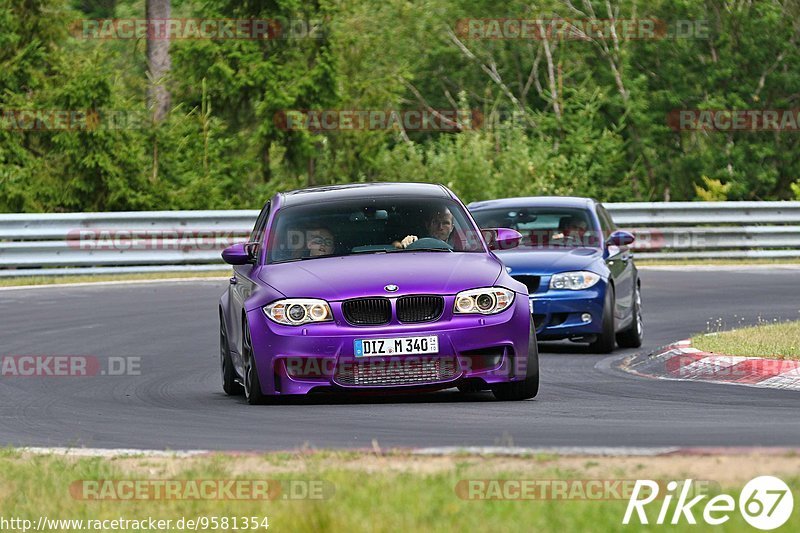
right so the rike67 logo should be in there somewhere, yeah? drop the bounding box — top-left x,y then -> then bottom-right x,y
624,476 -> 793,530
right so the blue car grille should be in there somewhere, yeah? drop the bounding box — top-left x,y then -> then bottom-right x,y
511,275 -> 541,294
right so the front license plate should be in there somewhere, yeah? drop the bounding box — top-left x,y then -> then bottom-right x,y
354,336 -> 439,357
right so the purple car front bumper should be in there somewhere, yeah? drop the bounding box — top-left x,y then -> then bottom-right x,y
247,294 -> 533,395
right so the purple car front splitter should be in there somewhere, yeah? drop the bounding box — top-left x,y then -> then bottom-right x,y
246,294 -> 533,395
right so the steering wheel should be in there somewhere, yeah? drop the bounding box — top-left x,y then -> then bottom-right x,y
406,237 -> 453,251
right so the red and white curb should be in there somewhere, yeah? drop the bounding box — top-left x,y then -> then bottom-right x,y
622,340 -> 800,391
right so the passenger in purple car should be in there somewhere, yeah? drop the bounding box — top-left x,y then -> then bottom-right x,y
285,226 -> 335,259
305,227 -> 335,257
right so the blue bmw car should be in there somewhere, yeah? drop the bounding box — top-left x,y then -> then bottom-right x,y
469,197 -> 642,353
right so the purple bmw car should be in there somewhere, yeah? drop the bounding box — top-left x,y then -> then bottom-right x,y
219,183 -> 539,404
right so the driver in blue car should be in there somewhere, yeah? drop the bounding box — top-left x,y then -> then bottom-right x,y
393,207 -> 454,249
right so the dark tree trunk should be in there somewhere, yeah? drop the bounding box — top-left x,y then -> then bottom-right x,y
146,0 -> 171,122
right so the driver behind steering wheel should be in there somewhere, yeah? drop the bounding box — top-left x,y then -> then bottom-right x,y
393,207 -> 454,249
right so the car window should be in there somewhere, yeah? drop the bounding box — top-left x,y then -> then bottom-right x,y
249,202 -> 271,244
471,206 -> 601,249
596,203 -> 615,239
266,197 -> 484,263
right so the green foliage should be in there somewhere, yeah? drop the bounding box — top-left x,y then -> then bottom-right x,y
2,0 -> 800,212
694,176 -> 731,202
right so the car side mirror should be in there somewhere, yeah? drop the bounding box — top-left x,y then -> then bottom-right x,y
607,230 -> 635,247
483,228 -> 522,251
222,242 -> 258,265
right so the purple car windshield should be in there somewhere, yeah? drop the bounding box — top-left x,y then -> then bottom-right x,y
267,197 -> 485,263
472,207 -> 602,249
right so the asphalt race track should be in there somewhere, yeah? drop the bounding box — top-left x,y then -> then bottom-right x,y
1,268 -> 799,451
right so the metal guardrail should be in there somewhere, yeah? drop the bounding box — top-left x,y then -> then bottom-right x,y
608,201 -> 800,225
0,202 -> 798,276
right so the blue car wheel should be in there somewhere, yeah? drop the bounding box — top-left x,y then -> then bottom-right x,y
589,285 -> 616,353
616,283 -> 643,348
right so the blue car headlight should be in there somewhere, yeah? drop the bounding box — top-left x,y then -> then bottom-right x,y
549,271 -> 601,290
454,287 -> 515,315
264,298 -> 333,326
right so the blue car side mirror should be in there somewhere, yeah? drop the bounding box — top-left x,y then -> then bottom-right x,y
607,230 -> 635,247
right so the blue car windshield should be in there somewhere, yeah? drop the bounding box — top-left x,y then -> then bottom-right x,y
471,207 -> 602,249
267,197 -> 485,263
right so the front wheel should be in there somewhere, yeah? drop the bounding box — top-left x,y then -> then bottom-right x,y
492,321 -> 539,401
616,282 -> 643,348
589,285 -> 616,353
220,318 -> 243,396
242,321 -> 267,405
492,375 -> 539,401
457,382 -> 486,393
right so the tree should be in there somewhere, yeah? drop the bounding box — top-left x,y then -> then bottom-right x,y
146,0 -> 171,122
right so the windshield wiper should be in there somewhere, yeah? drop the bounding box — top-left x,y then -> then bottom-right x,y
350,248 -> 392,254
272,256 -> 324,264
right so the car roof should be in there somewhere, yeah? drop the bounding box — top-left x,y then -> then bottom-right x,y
279,182 -> 452,207
467,196 -> 597,211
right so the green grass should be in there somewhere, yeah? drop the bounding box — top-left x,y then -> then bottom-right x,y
0,271 -> 229,287
1,451 -> 798,532
693,320 -> 800,359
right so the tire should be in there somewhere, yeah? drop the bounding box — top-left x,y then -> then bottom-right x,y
457,382 -> 486,393
616,282 -> 643,348
492,375 -> 539,401
589,284 -> 616,353
492,320 -> 540,401
242,321 -> 267,405
220,317 -> 243,396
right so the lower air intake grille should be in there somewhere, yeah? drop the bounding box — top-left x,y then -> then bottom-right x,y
342,298 -> 391,325
336,357 -> 458,386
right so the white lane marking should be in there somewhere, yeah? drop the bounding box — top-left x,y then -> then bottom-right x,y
15,446 -> 680,457
16,447 -> 210,457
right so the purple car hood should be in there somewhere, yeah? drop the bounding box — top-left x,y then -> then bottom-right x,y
259,252 -> 504,301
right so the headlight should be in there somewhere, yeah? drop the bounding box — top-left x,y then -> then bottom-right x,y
454,287 -> 515,315
263,299 -> 333,326
549,271 -> 601,290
